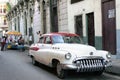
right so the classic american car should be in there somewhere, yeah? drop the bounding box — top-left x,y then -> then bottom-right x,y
29,32 -> 111,78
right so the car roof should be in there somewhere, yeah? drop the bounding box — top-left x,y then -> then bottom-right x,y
42,32 -> 79,37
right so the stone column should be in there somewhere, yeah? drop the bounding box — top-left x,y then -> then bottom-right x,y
28,0 -> 35,45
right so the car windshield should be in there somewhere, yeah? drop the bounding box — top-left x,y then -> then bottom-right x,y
52,35 -> 82,44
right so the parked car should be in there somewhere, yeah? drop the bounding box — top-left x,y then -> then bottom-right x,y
7,43 -> 25,51
29,32 -> 111,78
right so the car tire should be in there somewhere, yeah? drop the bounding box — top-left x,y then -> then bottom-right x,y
32,57 -> 37,65
56,62 -> 66,79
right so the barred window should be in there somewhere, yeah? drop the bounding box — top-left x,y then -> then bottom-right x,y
4,19 -> 7,25
51,0 -> 57,6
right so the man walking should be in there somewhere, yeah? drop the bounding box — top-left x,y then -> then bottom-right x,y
1,36 -> 6,51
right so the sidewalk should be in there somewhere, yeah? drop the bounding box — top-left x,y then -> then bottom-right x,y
105,59 -> 120,75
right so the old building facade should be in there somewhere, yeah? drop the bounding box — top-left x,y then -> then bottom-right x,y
6,0 -> 120,58
0,2 -> 9,36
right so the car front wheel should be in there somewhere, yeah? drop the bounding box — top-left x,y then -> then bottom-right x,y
56,62 -> 66,79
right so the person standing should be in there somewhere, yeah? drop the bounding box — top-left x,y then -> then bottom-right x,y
1,36 -> 6,51
4,36 -> 9,50
29,35 -> 32,45
18,36 -> 24,45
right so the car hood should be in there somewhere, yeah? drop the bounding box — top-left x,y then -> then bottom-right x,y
53,43 -> 97,57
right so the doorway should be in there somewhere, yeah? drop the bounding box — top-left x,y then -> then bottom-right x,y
50,0 -> 58,32
102,0 -> 116,54
86,12 -> 95,47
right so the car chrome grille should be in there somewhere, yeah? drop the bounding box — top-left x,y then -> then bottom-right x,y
73,58 -> 105,72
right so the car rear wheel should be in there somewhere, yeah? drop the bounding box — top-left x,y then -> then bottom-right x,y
32,57 -> 37,65
56,62 -> 66,79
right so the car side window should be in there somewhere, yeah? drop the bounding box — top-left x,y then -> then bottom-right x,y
52,35 -> 64,43
39,37 -> 44,43
45,36 -> 52,44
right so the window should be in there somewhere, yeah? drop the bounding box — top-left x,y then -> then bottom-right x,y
0,9 -> 2,13
18,17 -> 20,32
0,5 -> 2,13
71,0 -> 83,4
50,0 -> 58,32
75,15 -> 83,37
45,36 -> 51,44
52,0 -> 57,6
3,8 -> 6,13
4,19 -> 7,25
25,12 -> 27,35
52,35 -> 64,43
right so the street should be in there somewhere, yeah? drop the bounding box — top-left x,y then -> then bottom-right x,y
0,50 -> 120,80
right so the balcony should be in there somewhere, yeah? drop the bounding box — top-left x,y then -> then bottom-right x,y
0,24 -> 8,29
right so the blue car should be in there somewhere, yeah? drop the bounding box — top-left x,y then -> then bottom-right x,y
8,44 -> 25,51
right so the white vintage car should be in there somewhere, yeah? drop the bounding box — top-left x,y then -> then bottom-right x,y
29,32 -> 111,78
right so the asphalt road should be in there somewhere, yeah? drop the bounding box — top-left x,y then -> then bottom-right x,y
0,50 -> 120,80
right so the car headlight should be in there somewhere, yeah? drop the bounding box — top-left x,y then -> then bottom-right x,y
106,52 -> 111,59
65,53 -> 71,60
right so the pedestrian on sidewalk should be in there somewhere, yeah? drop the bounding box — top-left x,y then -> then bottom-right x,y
4,36 -> 9,50
1,36 -> 6,51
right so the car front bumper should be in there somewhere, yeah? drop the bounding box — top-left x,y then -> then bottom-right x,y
61,61 -> 112,72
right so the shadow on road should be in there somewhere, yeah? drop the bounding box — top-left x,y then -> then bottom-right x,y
31,62 -> 104,79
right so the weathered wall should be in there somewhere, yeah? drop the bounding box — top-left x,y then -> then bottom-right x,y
33,1 -> 41,43
58,0 -> 68,32
116,0 -> 120,58
68,0 -> 102,49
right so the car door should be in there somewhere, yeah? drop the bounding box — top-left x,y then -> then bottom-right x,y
41,36 -> 53,65
36,36 -> 52,65
34,36 -> 45,63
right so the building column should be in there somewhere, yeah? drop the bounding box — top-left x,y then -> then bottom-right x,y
28,0 -> 35,45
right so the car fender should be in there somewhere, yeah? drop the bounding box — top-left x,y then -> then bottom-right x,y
96,50 -> 110,60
